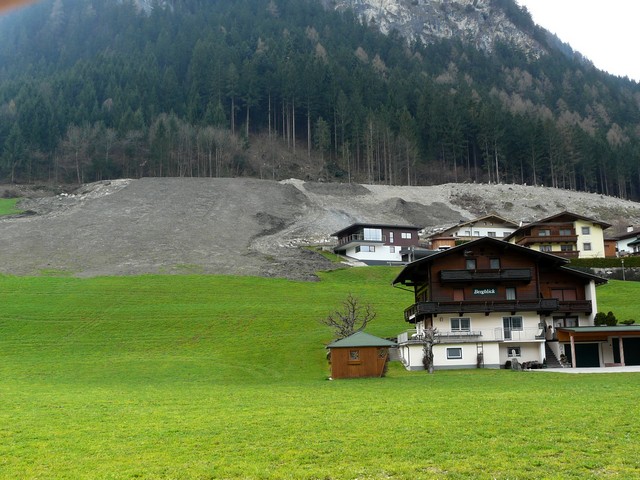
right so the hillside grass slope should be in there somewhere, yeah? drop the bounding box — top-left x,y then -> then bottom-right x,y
1,270 -> 639,479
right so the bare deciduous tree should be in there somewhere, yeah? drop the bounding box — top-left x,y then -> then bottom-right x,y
320,293 -> 376,340
421,326 -> 438,374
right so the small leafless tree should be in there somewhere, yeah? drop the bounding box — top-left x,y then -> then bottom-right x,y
320,293 -> 376,340
421,326 -> 438,374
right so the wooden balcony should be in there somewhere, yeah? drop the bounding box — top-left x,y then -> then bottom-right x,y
516,234 -> 578,246
403,298 -> 593,322
439,268 -> 531,283
404,298 -> 562,322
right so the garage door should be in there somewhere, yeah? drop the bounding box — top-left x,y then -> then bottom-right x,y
565,343 -> 600,367
623,338 -> 640,366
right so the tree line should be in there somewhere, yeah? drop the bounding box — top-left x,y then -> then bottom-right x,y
0,0 -> 639,198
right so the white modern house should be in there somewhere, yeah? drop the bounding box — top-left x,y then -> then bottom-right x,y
332,223 -> 423,265
616,227 -> 640,256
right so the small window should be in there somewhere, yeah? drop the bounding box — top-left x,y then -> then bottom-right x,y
466,259 -> 476,270
490,258 -> 500,269
356,245 -> 375,253
508,346 -> 521,357
488,231 -> 497,237
447,348 -> 463,359
560,245 -> 573,252
465,230 -> 472,236
583,242 -> 592,251
502,232 -> 509,237
451,317 -> 471,332
506,287 -> 516,300
473,230 -> 480,236
540,245 -> 552,252
389,246 -> 395,253
389,232 -> 394,244
581,226 -> 591,235
401,232 -> 412,239
559,229 -> 572,236
349,350 -> 360,361
539,229 -> 551,237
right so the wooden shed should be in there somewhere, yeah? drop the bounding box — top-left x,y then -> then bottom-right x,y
326,331 -> 397,379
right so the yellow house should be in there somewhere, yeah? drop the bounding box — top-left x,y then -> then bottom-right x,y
504,211 -> 611,259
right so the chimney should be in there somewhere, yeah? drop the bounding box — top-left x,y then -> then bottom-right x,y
628,225 -> 635,233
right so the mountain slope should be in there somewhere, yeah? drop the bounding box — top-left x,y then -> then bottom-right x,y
2,178 -> 639,279
0,0 -> 638,199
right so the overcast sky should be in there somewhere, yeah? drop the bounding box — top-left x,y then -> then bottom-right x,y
516,0 -> 640,82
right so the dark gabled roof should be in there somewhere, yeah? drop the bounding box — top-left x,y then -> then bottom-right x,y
392,236 -> 569,286
558,266 -> 608,286
326,331 -> 397,348
332,222 -> 421,237
614,229 -> 640,241
504,211 -> 611,241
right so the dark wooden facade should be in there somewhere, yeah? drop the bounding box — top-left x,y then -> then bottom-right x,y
332,223 -> 421,250
394,237 -> 605,323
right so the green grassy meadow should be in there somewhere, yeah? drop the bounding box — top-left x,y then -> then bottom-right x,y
0,198 -> 21,216
1,269 -> 639,479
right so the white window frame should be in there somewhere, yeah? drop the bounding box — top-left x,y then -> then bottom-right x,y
508,346 -> 521,357
581,226 -> 591,235
363,228 -> 382,241
401,232 -> 412,239
583,242 -> 592,251
447,347 -> 463,360
451,317 -> 471,332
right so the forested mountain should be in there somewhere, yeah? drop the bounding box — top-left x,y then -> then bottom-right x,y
0,0 -> 639,199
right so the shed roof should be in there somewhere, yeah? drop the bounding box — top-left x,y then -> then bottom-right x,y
326,331 -> 397,348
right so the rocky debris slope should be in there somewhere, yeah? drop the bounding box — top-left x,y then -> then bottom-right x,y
1,177 -> 639,280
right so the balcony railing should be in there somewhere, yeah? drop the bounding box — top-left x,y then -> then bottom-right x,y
517,234 -> 578,245
404,299 -> 560,321
336,233 -> 386,246
397,327 -> 545,344
440,268 -> 532,283
558,300 -> 593,313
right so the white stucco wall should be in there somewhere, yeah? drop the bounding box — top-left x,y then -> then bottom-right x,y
344,245 -> 403,263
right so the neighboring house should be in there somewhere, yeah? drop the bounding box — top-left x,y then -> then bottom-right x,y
332,223 -> 422,265
615,227 -> 640,256
326,331 -> 396,379
504,211 -> 611,259
393,237 -> 612,370
428,214 -> 519,250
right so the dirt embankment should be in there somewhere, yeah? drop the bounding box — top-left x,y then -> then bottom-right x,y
1,178 -> 639,280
